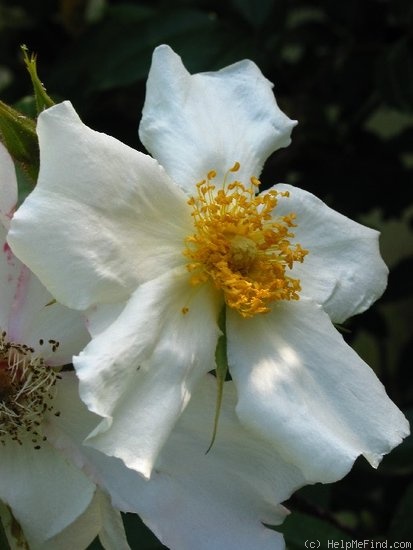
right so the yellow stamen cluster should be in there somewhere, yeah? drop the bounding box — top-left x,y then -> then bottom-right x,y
183,164 -> 308,317
0,332 -> 60,448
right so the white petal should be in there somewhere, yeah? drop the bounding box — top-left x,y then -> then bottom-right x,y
35,375 -> 130,550
0,142 -> 17,229
0,222 -> 39,341
40,490 -> 130,550
94,490 -> 130,550
139,45 -> 296,193
272,184 -> 388,323
0,226 -> 21,331
85,301 -> 127,339
74,267 -> 221,477
227,299 -> 409,483
49,373 -> 304,550
0,439 -> 95,548
8,101 -> 191,310
0,245 -> 90,362
21,299 -> 90,366
1,264 -> 87,365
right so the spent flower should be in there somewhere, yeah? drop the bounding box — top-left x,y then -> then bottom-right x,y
0,143 -> 129,550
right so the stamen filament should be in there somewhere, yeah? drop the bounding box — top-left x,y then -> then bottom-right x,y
0,333 -> 59,446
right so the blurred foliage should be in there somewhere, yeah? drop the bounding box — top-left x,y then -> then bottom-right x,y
0,0 -> 412,548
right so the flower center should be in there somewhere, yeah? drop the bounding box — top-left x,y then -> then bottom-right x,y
183,163 -> 308,317
0,332 -> 59,448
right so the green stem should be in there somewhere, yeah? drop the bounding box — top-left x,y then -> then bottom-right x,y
206,306 -> 228,454
21,45 -> 54,114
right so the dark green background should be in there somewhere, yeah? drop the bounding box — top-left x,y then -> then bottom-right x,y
1,0 -> 412,547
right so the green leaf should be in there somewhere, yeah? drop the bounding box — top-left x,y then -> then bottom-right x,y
21,45 -> 54,114
48,7 -> 223,97
15,162 -> 34,205
230,0 -> 276,27
295,483 -> 332,509
379,297 -> 413,380
206,306 -> 228,454
377,37 -> 413,113
364,107 -> 413,140
0,100 -> 38,183
274,511 -> 353,549
388,481 -> 413,541
121,513 -> 165,549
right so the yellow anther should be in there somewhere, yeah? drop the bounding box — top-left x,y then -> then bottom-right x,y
230,161 -> 240,172
183,164 -> 308,317
250,176 -> 260,187
207,170 -> 217,180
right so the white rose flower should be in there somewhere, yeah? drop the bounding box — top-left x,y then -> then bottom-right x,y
8,46 -> 409,484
